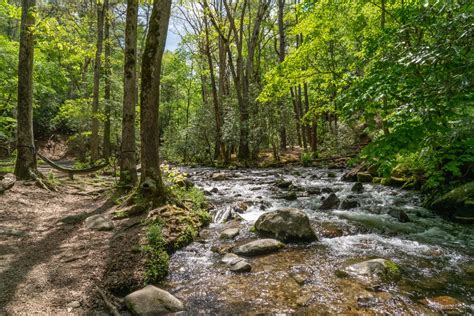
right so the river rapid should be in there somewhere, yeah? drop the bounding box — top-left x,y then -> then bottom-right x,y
163,167 -> 473,315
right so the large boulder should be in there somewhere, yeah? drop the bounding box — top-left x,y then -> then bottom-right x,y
255,208 -> 317,242
233,239 -> 284,256
430,182 -> 474,223
125,285 -> 184,315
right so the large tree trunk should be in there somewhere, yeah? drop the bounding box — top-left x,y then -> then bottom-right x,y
120,0 -> 138,185
103,1 -> 112,159
15,0 -> 37,180
91,0 -> 106,161
139,0 -> 171,197
277,0 -> 287,151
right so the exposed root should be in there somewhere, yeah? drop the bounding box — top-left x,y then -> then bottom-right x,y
28,169 -> 56,191
96,287 -> 121,316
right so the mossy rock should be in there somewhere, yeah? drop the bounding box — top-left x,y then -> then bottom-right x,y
356,172 -> 373,183
430,182 -> 474,223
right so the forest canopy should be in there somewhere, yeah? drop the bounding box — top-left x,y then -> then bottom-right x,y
0,0 -> 472,192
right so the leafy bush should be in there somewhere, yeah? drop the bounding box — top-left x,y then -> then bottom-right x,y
142,223 -> 169,284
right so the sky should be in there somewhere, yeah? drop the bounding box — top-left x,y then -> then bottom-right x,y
165,20 -> 181,51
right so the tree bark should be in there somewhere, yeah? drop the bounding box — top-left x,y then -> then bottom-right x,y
103,0 -> 112,159
120,0 -> 138,185
204,17 -> 224,161
91,0 -> 106,161
15,0 -> 37,180
297,84 -> 307,149
290,87 -> 302,147
139,0 -> 171,197
304,83 -> 317,152
277,0 -> 287,150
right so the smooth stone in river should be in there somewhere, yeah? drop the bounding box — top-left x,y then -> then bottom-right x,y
220,227 -> 240,239
233,239 -> 284,256
229,259 -> 252,273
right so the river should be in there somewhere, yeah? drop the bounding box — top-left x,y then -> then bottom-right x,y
163,167 -> 473,314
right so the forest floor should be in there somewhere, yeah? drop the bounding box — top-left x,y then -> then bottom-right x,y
0,166 -> 142,314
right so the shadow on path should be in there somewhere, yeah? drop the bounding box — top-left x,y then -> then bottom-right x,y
0,199 -> 114,312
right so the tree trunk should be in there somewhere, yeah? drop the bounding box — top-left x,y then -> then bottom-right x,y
15,0 -> 37,180
290,87 -> 302,147
91,0 -> 106,161
297,85 -> 307,149
103,1 -> 112,159
303,83 -> 318,152
204,17 -> 224,161
139,0 -> 171,197
120,0 -> 138,185
277,0 -> 287,150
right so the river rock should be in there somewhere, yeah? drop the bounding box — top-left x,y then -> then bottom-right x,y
388,209 -> 410,222
233,239 -> 284,256
340,259 -> 398,285
351,182 -> 364,193
221,253 -> 240,264
340,199 -> 359,210
320,193 -> 340,210
220,228 -> 240,239
229,259 -> 252,273
357,172 -> 373,183
255,208 -> 317,242
430,182 -> 474,223
275,179 -> 292,189
211,172 -> 227,181
233,201 -> 250,213
125,285 -> 184,315
84,215 -> 114,231
210,187 -> 219,193
306,187 -> 321,195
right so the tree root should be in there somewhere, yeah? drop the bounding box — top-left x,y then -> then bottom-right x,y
28,169 -> 56,191
96,287 -> 121,316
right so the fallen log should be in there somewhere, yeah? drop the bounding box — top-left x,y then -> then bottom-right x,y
37,152 -> 109,180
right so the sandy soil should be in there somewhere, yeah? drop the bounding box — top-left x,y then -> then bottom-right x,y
0,170 -> 139,314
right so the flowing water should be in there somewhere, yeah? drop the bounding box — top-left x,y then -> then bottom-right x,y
163,167 -> 473,315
